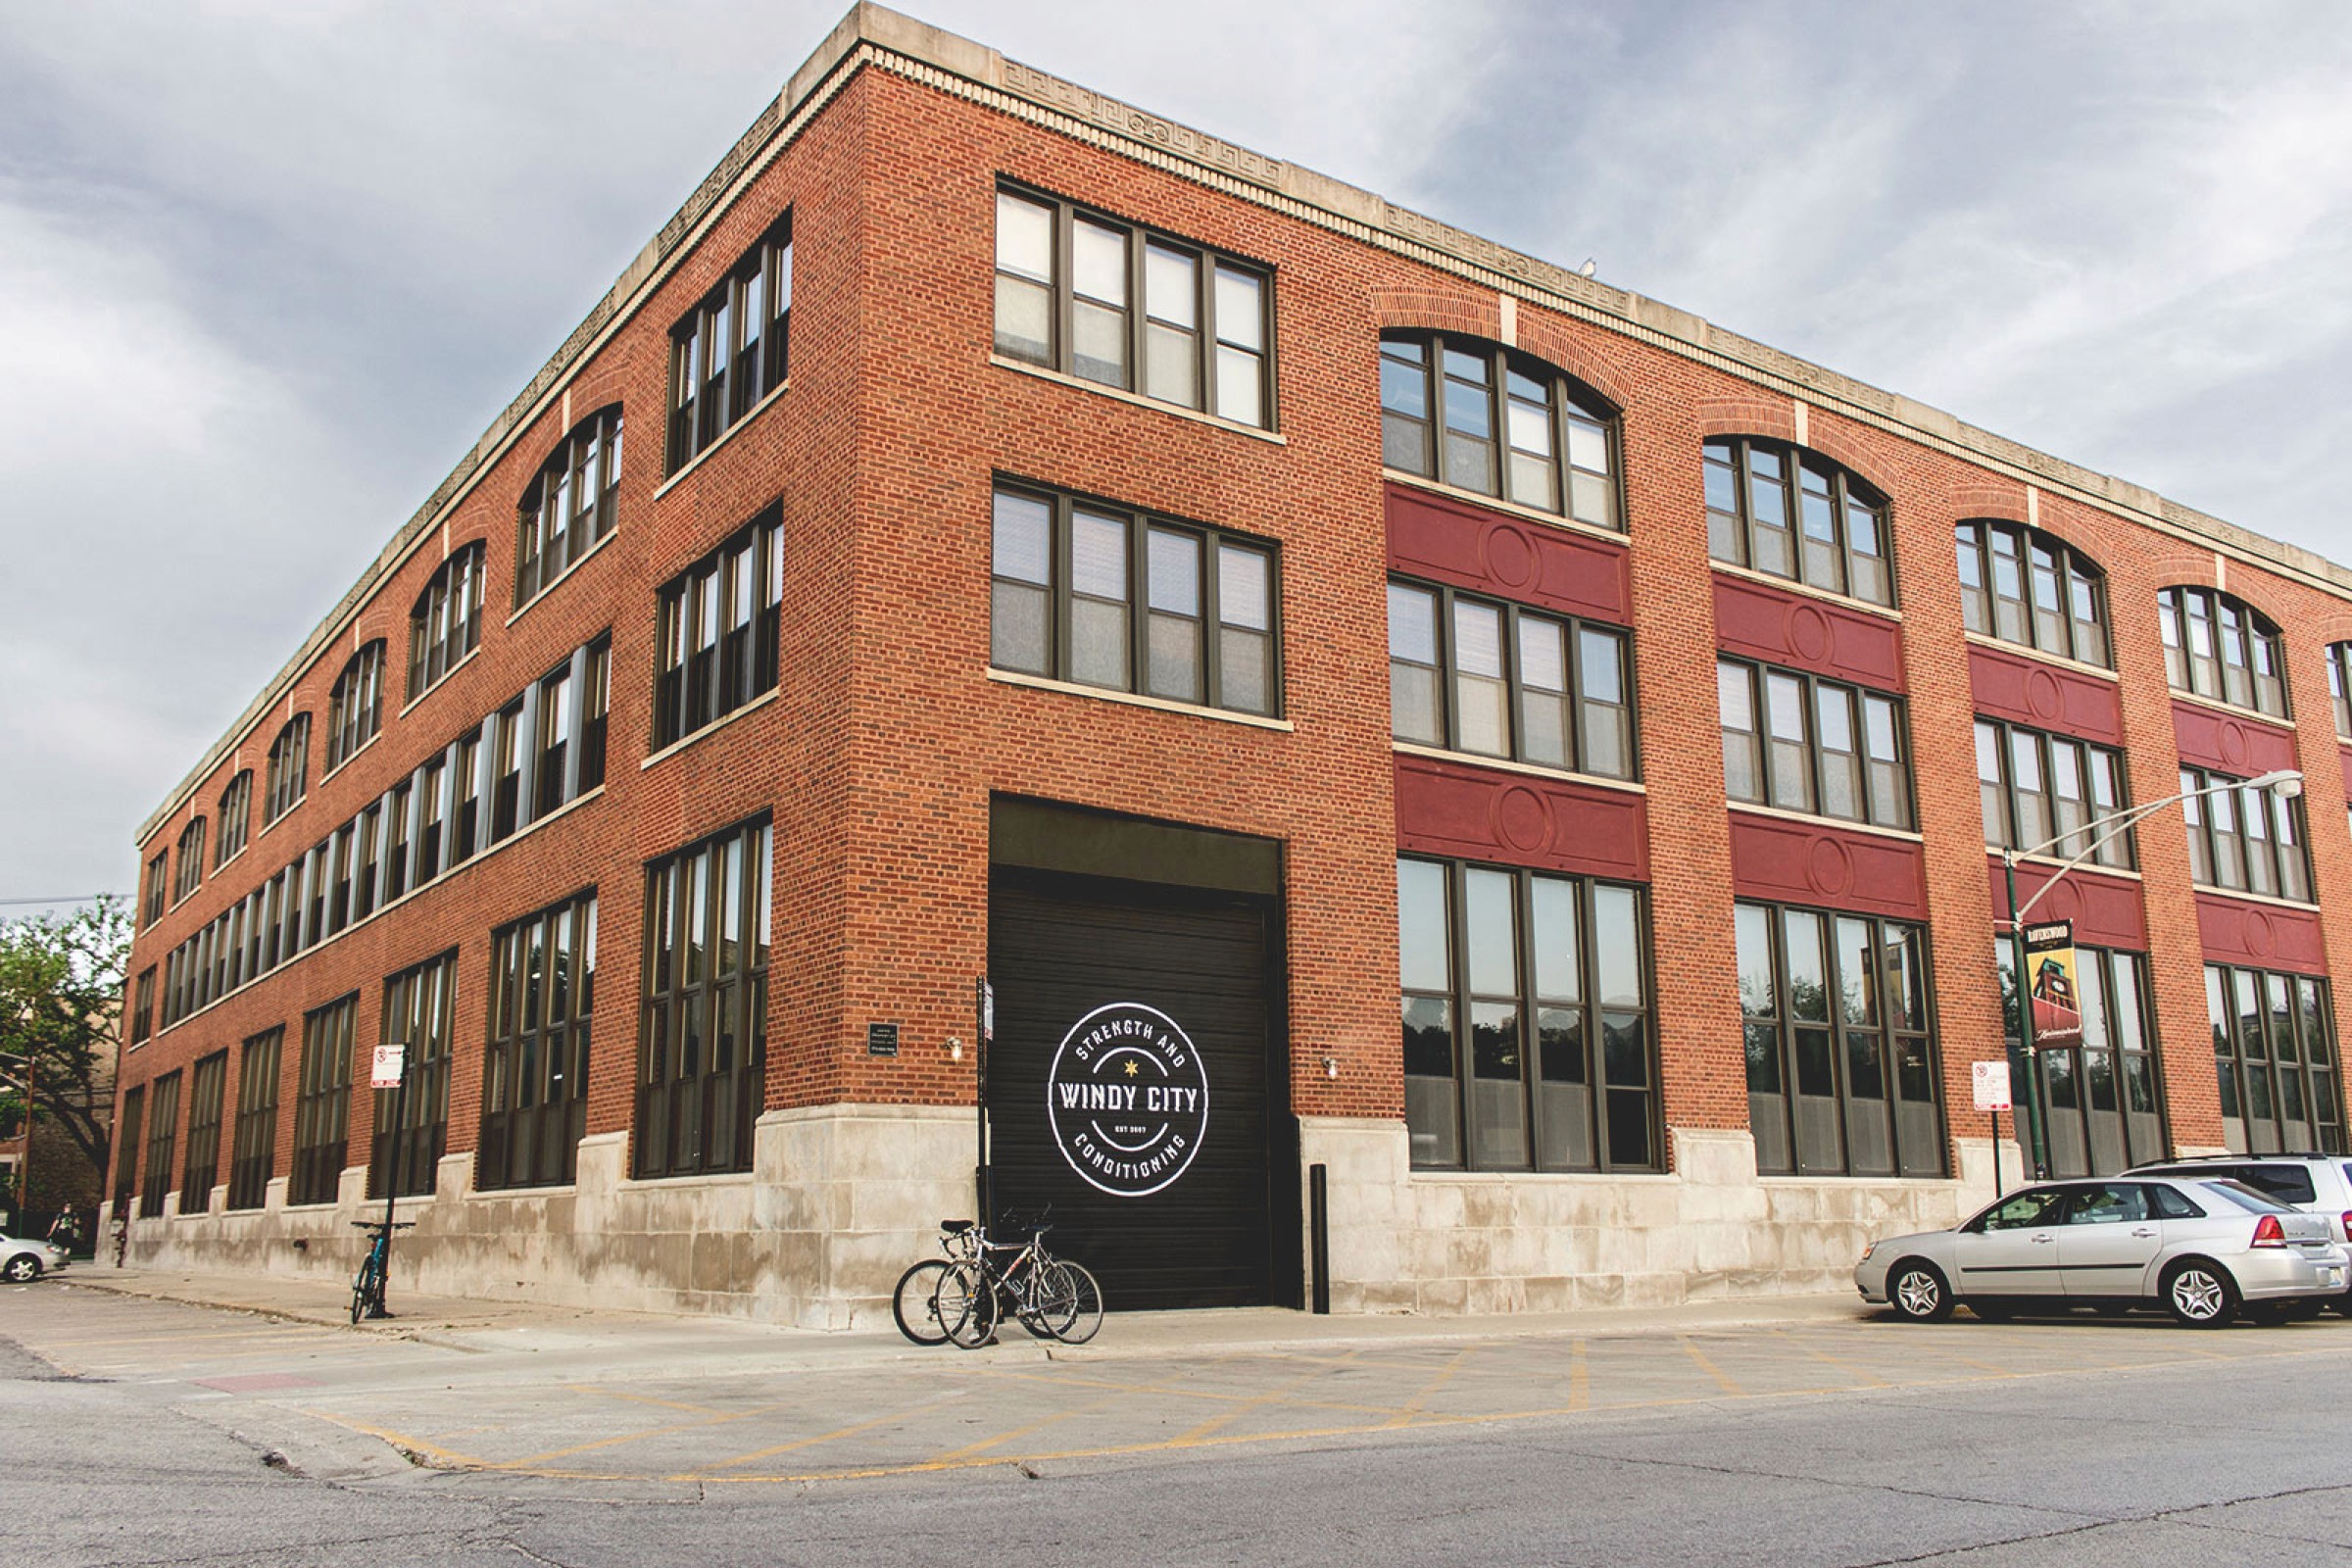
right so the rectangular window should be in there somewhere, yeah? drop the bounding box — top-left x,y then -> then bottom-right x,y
143,852 -> 168,928
2181,765 -> 2310,902
290,995 -> 356,1205
518,411 -> 623,609
1998,944 -> 2166,1176
656,513 -> 782,751
227,1027 -> 282,1211
179,1051 -> 227,1215
993,481 -> 1281,717
139,1069 -> 181,1218
129,967 -> 156,1047
265,714 -> 311,825
666,215 -> 791,473
1719,659 -> 1910,828
325,642 -> 385,773
994,184 -> 1274,428
216,772 -> 253,867
2209,962 -> 2343,1155
1396,857 -> 1658,1172
1740,899 -> 1943,1177
636,817 -> 770,1179
2328,644 -> 2352,741
1386,578 -> 1635,777
481,891 -> 598,1191
370,953 -> 456,1200
114,1086 -> 142,1216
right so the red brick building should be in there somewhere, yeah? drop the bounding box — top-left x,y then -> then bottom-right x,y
109,6 -> 2352,1324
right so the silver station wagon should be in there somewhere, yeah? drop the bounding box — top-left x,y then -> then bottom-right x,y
1855,1176 -> 2347,1327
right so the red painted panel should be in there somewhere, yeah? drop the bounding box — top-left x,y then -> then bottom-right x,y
2172,699 -> 2296,777
2339,745 -> 2352,798
1966,645 -> 2123,744
1712,573 -> 1904,692
1394,753 -> 1647,882
2195,892 -> 2329,977
1384,483 -> 1631,623
1983,856 -> 2146,951
1727,809 -> 1927,919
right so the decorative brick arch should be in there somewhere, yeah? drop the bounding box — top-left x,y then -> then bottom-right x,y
2147,555 -> 2221,593
1512,315 -> 1638,413
2305,612 -> 2352,646
1370,287 -> 1499,345
1793,418 -> 1892,500
1940,485 -> 2031,526
1697,398 -> 1796,445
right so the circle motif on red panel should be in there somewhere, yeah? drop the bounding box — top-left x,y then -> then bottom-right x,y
2243,907 -> 2277,959
2218,721 -> 2248,771
1807,836 -> 1853,898
1481,524 -> 1537,590
2040,878 -> 2082,925
1788,604 -> 1833,662
1494,785 -> 1551,854
2025,668 -> 2064,723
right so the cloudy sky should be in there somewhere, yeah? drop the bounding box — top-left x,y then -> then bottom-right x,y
5,1 -> 2351,911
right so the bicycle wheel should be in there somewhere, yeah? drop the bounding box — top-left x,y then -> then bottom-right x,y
938,1260 -> 997,1348
892,1259 -> 953,1346
350,1256 -> 379,1325
1039,1260 -> 1103,1345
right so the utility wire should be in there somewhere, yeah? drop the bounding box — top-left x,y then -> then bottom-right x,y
0,894 -> 120,907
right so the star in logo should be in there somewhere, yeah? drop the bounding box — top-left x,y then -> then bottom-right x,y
1123,1059 -> 1140,1078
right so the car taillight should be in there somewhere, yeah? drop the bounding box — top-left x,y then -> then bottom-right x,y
2340,1211 -> 2352,1243
2251,1214 -> 2287,1249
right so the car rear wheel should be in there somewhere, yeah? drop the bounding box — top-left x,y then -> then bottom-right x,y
2,1254 -> 41,1283
2161,1259 -> 2237,1328
1888,1260 -> 1953,1322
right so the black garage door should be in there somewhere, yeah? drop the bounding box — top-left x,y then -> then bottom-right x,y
989,869 -> 1282,1309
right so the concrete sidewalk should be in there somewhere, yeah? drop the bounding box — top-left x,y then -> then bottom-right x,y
58,1260 -> 1872,1373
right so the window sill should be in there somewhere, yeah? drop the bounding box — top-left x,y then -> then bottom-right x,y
1379,468 -> 1625,549
254,805 -> 303,849
1407,1167 -> 1673,1182
1391,741 -> 1643,794
653,379 -> 791,500
991,356 -> 1286,445
148,784 -> 607,1045
468,1182 -> 579,1200
398,645 -> 483,717
2187,881 -> 2319,911
505,528 -> 620,631
1961,632 -> 2118,683
1710,561 -> 1903,623
214,845 -> 248,878
617,1169 -> 756,1192
318,731 -> 382,788
167,885 -> 203,916
1753,1172 -> 1956,1186
1728,801 -> 1923,843
2166,687 -> 2296,730
986,668 -> 1295,731
1990,847 -> 2141,882
640,688 -> 780,771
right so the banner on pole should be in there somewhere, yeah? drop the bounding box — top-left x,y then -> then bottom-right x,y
2023,920 -> 2083,1052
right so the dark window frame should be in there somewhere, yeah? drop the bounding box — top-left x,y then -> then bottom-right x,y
1396,856 -> 1660,1174
172,817 -> 206,904
634,816 -> 770,1180
369,951 -> 456,1200
128,966 -> 155,1047
480,890 -> 597,1191
1738,899 -> 1946,1178
216,771 -> 253,868
1386,577 -> 1636,778
410,540 -> 486,700
324,642 -> 386,774
2180,764 -> 2312,903
114,1085 -> 143,1216
1378,331 -> 1620,530
226,1027 -> 282,1211
1954,518 -> 2110,668
179,1050 -> 228,1215
516,407 -> 623,609
1997,943 -> 2167,1176
142,851 -> 168,928
994,181 -> 1274,429
1718,657 -> 1914,830
264,713 -> 311,825
666,213 -> 792,475
989,479 -> 1282,718
654,510 -> 782,753
1974,716 -> 2133,868
2207,963 -> 2344,1155
289,994 -> 356,1206
1704,436 -> 1894,608
138,1069 -> 181,1218
2158,585 -> 2289,718
2326,642 -> 2352,742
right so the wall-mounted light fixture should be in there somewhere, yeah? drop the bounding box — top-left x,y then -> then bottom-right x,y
949,1037 -> 964,1062
1322,1055 -> 1339,1081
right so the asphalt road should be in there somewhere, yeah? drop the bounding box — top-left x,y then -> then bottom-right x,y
7,1280 -> 2352,1567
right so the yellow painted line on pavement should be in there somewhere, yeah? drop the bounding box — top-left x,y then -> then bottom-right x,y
704,1396 -> 971,1471
566,1383 -> 733,1417
502,1401 -> 798,1468
1771,1329 -> 1890,1388
1174,1348 -> 1367,1444
1676,1334 -> 1744,1396
928,1388 -> 1144,1462
1378,1346 -> 1474,1428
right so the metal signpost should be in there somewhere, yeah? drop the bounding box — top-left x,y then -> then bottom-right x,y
1972,1059 -> 2012,1198
972,978 -> 994,1229
369,1040 -> 408,1317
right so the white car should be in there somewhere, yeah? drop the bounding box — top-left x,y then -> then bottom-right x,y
1856,1176 -> 2347,1327
1,1230 -> 68,1283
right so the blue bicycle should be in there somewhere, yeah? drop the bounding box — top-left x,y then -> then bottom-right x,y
349,1219 -> 414,1323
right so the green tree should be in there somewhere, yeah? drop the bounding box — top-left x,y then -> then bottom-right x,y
0,897 -> 131,1198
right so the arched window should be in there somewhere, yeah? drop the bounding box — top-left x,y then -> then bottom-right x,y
1378,332 -> 1619,530
516,407 -> 621,609
264,714 -> 310,824
1955,519 -> 2109,667
409,542 -> 485,701
2325,642 -> 2352,740
173,817 -> 207,903
216,771 -> 253,867
324,642 -> 386,772
2158,586 -> 2287,718
1704,437 -> 1892,607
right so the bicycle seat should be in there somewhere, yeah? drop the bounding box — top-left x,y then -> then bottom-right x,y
941,1219 -> 975,1235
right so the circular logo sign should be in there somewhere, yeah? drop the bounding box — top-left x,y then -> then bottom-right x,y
1046,1003 -> 1209,1199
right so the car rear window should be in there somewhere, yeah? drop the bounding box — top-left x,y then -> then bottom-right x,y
2237,1165 -> 2319,1205
2199,1179 -> 2296,1215
2148,1184 -> 2205,1219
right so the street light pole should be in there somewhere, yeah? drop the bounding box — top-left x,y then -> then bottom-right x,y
1998,766 -> 2301,1182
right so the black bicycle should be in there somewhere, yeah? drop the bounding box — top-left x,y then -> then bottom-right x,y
936,1208 -> 1103,1348
892,1219 -> 985,1345
349,1219 -> 414,1324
